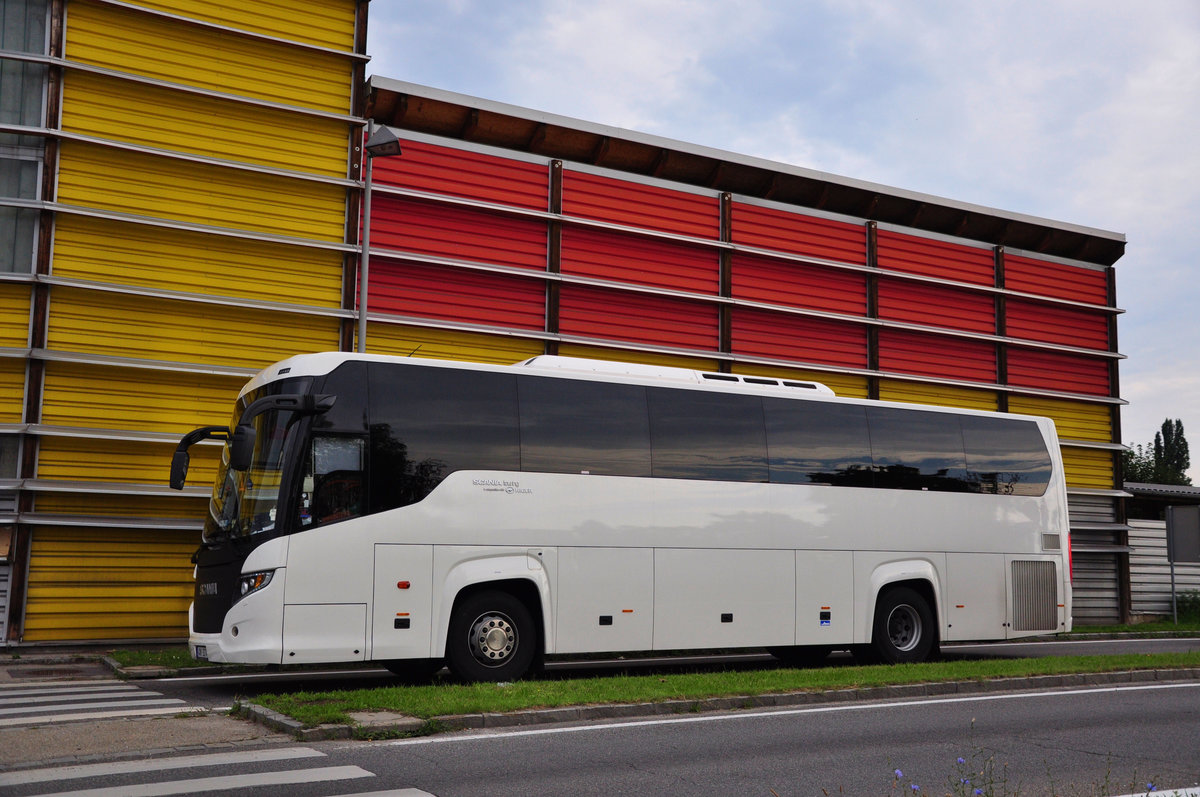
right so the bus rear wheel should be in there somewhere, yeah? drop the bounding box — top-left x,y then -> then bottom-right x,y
446,590 -> 537,682
870,586 -> 935,664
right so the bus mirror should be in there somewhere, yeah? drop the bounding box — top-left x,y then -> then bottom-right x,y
229,424 -> 256,472
169,425 -> 230,489
170,450 -> 190,491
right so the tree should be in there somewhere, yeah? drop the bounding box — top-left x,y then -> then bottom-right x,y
1123,418 -> 1191,485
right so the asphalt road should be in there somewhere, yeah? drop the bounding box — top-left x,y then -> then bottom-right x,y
332,680 -> 1200,796
13,679 -> 1198,796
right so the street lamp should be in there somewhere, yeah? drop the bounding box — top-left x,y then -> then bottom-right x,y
357,122 -> 403,353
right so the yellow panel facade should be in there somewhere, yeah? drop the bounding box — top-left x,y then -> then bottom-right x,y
126,0 -> 358,51
46,288 -> 340,369
878,379 -> 999,412
61,70 -> 350,177
557,344 -> 720,373
734,363 -> 869,399
38,436 -> 221,485
23,527 -> 196,641
41,361 -> 245,433
53,215 -> 343,307
0,283 -> 31,347
1008,395 -> 1113,442
65,0 -> 353,113
1061,446 -> 1116,490
367,324 -> 546,365
35,492 -> 208,519
56,141 -> 346,242
0,359 -> 26,423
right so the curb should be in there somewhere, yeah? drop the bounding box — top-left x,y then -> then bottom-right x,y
237,666 -> 1200,742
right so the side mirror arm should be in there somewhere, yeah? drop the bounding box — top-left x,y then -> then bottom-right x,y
169,425 -> 230,490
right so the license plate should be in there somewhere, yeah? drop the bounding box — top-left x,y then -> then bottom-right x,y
194,645 -> 208,661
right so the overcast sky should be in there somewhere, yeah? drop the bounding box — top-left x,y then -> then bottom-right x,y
367,1 -> 1200,458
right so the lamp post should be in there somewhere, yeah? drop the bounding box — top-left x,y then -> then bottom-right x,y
357,122 -> 403,353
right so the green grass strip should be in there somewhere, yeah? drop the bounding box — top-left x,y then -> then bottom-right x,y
251,652 -> 1200,728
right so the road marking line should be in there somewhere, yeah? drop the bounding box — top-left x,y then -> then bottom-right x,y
0,705 -> 205,727
37,765 -> 374,797
377,681 -> 1200,747
0,680 -> 125,690
0,690 -> 158,706
0,684 -> 139,697
0,697 -> 183,716
0,747 -> 326,786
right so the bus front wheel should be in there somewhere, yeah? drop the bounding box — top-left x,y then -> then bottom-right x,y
869,586 -> 935,664
446,590 -> 538,682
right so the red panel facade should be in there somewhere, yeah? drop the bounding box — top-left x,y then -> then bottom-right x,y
877,278 -> 994,334
560,227 -> 718,294
1006,348 -> 1111,396
369,258 -> 546,330
731,308 -> 868,368
558,285 -> 717,351
371,196 -> 547,271
373,139 -> 548,210
877,230 -> 994,285
1004,254 -> 1109,305
731,252 -> 866,315
562,170 -> 718,238
878,329 -> 996,383
1006,299 -> 1110,350
730,202 -> 866,264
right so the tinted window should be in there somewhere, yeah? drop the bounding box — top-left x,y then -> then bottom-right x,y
763,399 -> 873,486
368,364 -> 519,511
962,416 -> 1051,496
648,388 -> 768,482
312,361 -> 369,432
518,376 -> 651,476
867,407 -> 970,491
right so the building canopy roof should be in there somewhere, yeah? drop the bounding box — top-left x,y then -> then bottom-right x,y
367,77 -> 1126,268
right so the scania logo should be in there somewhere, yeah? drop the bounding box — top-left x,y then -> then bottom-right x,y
198,582 -> 219,596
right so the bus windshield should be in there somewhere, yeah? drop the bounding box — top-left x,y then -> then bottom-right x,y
203,378 -> 312,544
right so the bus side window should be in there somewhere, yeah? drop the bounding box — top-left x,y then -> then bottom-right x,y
302,436 -> 365,527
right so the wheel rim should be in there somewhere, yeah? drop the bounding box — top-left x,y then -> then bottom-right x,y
467,611 -> 518,668
886,603 -> 922,653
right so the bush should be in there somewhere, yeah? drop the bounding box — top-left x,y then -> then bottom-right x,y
1176,589 -> 1200,620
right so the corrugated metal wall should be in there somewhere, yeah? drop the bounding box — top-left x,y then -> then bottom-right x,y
1129,519 -> 1200,617
9,0 -> 364,642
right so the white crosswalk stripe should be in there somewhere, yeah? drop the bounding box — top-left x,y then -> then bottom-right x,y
0,678 -> 204,727
0,745 -> 438,796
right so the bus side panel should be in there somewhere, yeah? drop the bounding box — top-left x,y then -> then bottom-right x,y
371,544 -> 435,661
555,547 -> 654,654
652,549 -> 795,650
282,603 -> 366,663
943,553 -> 1007,641
794,550 -> 855,646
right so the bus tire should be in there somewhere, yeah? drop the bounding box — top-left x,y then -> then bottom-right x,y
766,645 -> 831,668
446,589 -> 538,682
870,586 -> 935,664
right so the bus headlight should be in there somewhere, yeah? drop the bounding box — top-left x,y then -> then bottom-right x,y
237,570 -> 274,600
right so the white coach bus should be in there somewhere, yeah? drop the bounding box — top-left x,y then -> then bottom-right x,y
170,353 -> 1071,681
